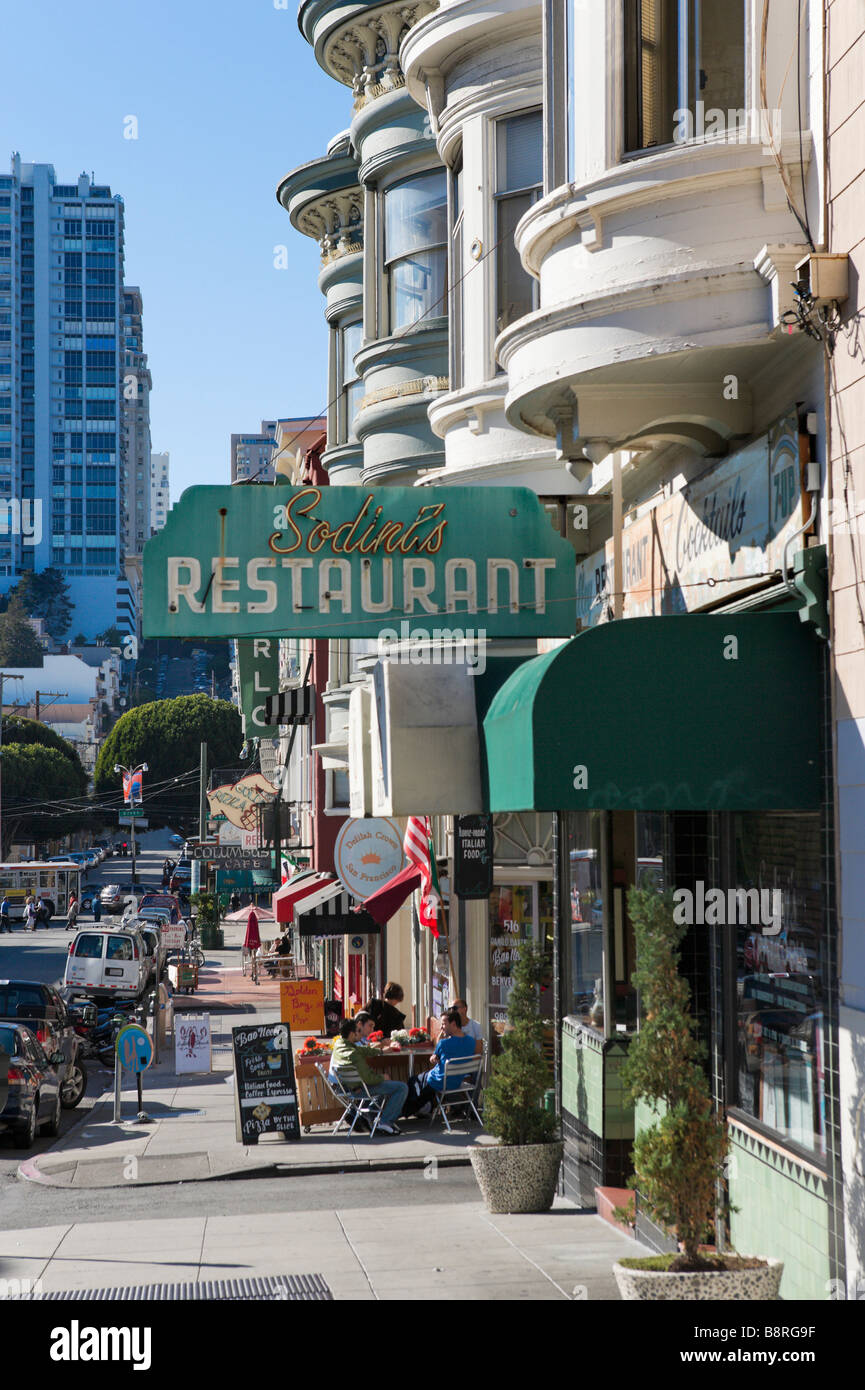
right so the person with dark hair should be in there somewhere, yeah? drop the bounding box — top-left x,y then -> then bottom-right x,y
365,982 -> 406,1038
329,1015 -> 407,1135
451,998 -> 483,1052
405,1007 -> 478,1117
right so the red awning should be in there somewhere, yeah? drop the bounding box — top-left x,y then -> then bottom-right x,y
360,864 -> 422,926
271,871 -> 334,924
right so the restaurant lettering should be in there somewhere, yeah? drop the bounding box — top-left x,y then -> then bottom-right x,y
144,484 -> 577,640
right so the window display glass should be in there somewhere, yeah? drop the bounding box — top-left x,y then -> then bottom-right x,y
732,812 -> 827,1156
565,811 -> 605,1027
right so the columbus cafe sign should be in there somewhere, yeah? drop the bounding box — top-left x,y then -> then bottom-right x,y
143,485 -> 577,641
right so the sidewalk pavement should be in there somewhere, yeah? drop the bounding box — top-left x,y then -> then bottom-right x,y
20,1003 -> 480,1189
0,1201 -> 645,1299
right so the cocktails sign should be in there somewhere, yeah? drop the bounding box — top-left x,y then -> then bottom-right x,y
143,485 -> 576,640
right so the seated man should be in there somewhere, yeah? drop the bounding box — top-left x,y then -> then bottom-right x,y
329,1016 -> 407,1136
405,1007 -> 479,1117
451,998 -> 484,1053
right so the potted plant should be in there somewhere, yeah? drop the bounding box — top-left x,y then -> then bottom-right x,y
470,941 -> 562,1213
191,890 -> 224,950
613,886 -> 782,1300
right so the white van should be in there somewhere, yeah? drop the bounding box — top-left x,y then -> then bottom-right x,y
63,928 -> 150,1003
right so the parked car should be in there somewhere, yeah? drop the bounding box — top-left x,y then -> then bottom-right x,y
138,893 -> 184,925
0,980 -> 87,1109
169,860 -> 192,894
0,1022 -> 63,1148
63,927 -> 150,1003
136,924 -> 167,982
100,884 -> 127,913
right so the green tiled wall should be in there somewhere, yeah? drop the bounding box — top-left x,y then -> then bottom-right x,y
729,1126 -> 831,1301
561,1019 -> 634,1140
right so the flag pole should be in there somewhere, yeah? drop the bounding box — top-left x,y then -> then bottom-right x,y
437,904 -> 459,1000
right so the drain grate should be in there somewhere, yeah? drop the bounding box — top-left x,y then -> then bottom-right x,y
15,1274 -> 332,1301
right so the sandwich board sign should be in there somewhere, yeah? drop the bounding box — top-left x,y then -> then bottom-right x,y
175,1014 -> 212,1074
231,1022 -> 300,1144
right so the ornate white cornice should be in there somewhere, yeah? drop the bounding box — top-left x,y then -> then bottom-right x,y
324,1 -> 437,108
296,187 -> 364,260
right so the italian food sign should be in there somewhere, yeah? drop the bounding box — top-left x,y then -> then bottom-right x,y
143,485 -> 576,640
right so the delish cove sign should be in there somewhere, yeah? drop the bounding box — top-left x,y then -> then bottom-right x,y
143,485 -> 576,640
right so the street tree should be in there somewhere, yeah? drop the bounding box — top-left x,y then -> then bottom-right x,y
1,722 -> 90,856
7,568 -> 73,642
0,596 -> 44,666
94,694 -> 243,823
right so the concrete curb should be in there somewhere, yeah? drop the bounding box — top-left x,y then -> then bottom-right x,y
18,1153 -> 472,1188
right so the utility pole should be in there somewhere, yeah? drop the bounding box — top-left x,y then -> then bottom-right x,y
199,742 -> 208,842
0,672 -> 24,858
33,691 -> 67,722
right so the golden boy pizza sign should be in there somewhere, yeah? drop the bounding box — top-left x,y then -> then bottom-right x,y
143,485 -> 576,640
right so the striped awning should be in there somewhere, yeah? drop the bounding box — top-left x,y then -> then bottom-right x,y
263,686 -> 315,726
294,882 -> 380,937
271,869 -> 333,924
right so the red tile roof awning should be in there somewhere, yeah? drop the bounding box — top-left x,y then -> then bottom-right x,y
360,864 -> 422,926
271,870 -> 334,924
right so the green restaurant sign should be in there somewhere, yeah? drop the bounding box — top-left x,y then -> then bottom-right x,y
143,485 -> 576,640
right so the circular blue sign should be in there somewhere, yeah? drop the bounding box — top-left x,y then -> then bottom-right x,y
116,1024 -> 153,1073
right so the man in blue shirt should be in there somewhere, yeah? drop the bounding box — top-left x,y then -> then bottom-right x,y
408,1007 -> 479,1117
0,896 -> 10,932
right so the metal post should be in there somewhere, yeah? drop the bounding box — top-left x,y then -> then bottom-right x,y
0,672 -> 24,859
113,1049 -> 122,1122
136,1070 -> 143,1112
130,817 -> 136,887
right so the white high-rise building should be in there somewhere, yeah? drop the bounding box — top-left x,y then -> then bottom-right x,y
150,450 -> 169,532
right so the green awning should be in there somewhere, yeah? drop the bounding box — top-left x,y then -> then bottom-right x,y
483,614 -> 823,812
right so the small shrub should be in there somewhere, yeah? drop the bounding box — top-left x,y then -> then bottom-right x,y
482,941 -> 559,1148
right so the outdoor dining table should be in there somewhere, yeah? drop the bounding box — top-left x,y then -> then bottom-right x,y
292,1039 -> 436,1130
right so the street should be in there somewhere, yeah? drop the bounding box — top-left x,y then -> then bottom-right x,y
0,831 -> 176,1173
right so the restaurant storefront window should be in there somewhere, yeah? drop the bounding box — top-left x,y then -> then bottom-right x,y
488,880 -> 553,1044
564,811 -> 605,1027
729,811 -> 828,1157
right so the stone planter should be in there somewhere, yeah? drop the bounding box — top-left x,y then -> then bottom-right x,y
199,925 -> 224,950
470,1140 -> 563,1214
613,1257 -> 783,1301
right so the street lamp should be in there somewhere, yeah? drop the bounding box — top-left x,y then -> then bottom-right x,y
0,672 -> 25,859
115,762 -> 148,885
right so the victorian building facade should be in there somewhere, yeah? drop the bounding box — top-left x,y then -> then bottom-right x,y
268,0 -> 861,1300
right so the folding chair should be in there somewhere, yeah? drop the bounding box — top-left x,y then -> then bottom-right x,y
429,1053 -> 485,1133
317,1063 -> 387,1138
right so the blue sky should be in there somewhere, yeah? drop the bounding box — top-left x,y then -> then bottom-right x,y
0,0 -> 350,499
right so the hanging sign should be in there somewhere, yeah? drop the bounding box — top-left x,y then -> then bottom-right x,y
334,818 -> 403,899
454,814 -> 493,898
232,1022 -> 300,1144
207,773 -> 277,830
143,484 -> 577,640
236,637 -> 280,740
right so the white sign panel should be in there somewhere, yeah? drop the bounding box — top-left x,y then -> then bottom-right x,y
576,411 -> 803,625
175,1013 -> 212,1074
161,923 -> 187,951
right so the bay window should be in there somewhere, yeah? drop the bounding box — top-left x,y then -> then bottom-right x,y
383,170 -> 447,332
340,319 -> 363,440
449,155 -> 464,389
624,0 -> 746,153
494,109 -> 542,337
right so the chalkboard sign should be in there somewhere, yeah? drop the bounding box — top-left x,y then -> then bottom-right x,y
454,814 -> 493,898
232,1022 -> 301,1144
323,998 -> 343,1037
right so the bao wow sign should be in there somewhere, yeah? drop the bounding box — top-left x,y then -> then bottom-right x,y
143,485 -> 576,639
